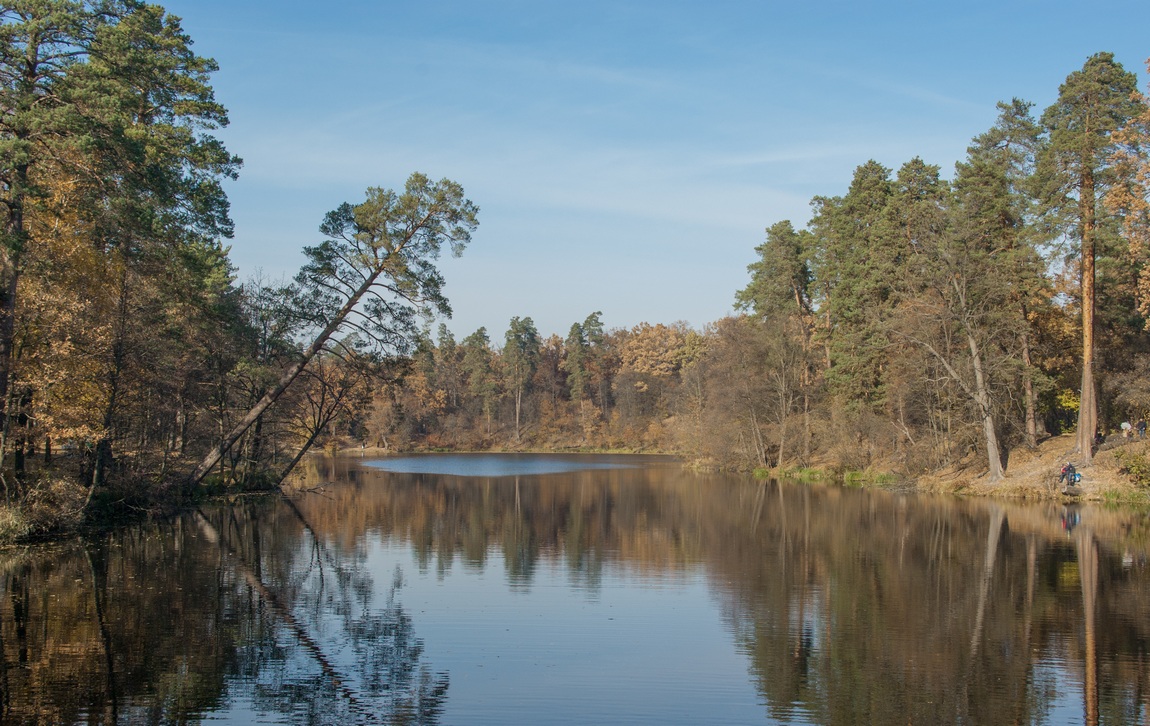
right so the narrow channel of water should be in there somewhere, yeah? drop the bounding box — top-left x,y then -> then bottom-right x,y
1,454 -> 1147,724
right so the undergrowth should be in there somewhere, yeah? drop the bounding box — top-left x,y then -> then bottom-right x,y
1114,449 -> 1150,488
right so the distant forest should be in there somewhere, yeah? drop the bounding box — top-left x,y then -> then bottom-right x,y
0,1 -> 1148,533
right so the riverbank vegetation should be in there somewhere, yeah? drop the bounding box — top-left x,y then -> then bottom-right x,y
0,2 -> 1148,539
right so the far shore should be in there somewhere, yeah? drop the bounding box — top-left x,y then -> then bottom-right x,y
327,433 -> 1150,506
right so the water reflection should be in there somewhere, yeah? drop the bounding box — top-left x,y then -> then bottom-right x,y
0,498 -> 448,725
362,452 -> 663,477
0,455 -> 1148,724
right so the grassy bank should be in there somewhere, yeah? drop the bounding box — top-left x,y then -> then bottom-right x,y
755,433 -> 1150,504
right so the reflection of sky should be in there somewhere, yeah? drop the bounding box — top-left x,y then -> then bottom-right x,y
1032,638 -> 1087,725
362,454 -> 641,477
367,539 -> 771,726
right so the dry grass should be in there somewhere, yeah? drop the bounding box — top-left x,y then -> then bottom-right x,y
0,476 -> 88,541
915,433 -> 1148,501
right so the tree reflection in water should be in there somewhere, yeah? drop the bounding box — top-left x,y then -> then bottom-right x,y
0,497 -> 447,725
301,456 -> 1150,725
198,502 -> 450,724
1,455 -> 1150,724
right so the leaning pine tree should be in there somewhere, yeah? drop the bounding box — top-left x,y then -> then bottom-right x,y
189,174 -> 478,486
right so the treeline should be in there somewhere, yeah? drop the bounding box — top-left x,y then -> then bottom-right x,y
0,1 -> 477,533
367,316 -> 702,453
376,52 -> 1150,481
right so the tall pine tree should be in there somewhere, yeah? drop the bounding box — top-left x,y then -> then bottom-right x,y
1038,52 -> 1140,464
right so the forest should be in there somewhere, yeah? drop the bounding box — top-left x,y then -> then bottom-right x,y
0,1 -> 1148,537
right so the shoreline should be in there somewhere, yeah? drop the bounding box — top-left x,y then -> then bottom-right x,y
3,434 -> 1144,547
338,433 -> 1150,506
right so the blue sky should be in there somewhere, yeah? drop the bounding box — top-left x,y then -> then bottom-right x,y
161,0 -> 1148,340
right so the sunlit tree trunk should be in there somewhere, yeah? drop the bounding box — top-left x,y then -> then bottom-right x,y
1077,168 -> 1098,464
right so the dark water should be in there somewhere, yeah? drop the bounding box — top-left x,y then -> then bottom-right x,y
2,454 -> 1149,725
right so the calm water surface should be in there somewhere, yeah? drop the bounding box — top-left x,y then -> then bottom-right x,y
2,453 -> 1149,725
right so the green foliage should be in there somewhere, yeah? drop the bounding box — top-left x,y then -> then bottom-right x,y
295,175 -> 479,359
1101,488 -> 1150,507
1037,53 -> 1143,459
461,326 -> 499,421
5,12 -> 1149,528
841,470 -> 899,487
780,467 -> 832,482
0,0 -> 248,499
563,321 -> 590,401
296,51 -> 1150,496
811,160 -> 897,409
504,317 -> 541,381
1039,53 -> 1140,214
503,316 -> 540,441
736,220 -> 813,320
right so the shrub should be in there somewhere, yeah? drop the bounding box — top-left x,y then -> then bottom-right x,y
1115,448 -> 1150,487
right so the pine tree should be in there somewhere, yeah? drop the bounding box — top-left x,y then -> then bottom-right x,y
809,160 -> 896,410
503,316 -> 539,444
1038,52 -> 1141,464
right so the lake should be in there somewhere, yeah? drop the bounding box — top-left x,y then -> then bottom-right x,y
1,453 -> 1147,724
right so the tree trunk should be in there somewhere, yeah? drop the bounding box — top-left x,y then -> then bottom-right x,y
175,397 -> 188,455
748,407 -> 767,467
274,380 -> 354,486
0,150 -> 28,479
88,266 -> 131,500
1076,168 -> 1098,464
189,270 -> 381,486
968,331 -> 1004,481
1019,305 -> 1040,448
242,415 -> 265,486
803,360 -> 814,464
513,386 -> 523,444
275,427 -> 326,487
0,266 -> 16,477
776,393 -> 788,470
